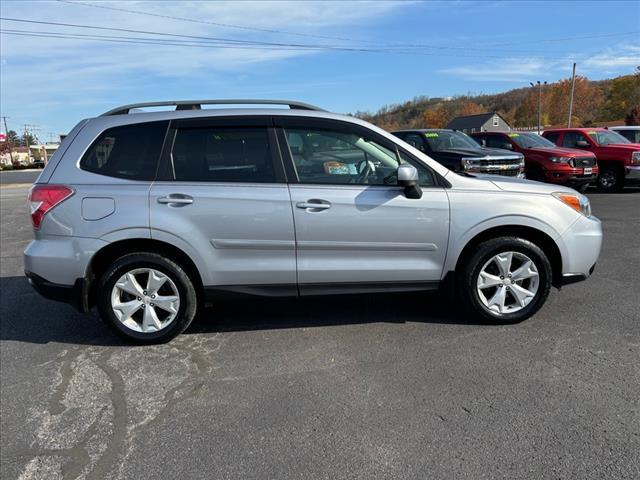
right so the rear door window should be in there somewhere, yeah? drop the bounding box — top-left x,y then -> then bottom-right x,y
80,121 -> 168,180
171,127 -> 276,183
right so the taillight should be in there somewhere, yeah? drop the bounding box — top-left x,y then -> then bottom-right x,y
28,184 -> 74,229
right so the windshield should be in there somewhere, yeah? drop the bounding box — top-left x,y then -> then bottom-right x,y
587,130 -> 630,145
508,132 -> 556,148
423,131 -> 479,151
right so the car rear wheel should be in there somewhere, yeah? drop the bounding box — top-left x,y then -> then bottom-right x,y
460,237 -> 552,324
597,166 -> 623,192
97,252 -> 198,344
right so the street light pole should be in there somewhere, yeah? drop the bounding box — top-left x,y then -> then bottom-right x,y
530,81 -> 547,134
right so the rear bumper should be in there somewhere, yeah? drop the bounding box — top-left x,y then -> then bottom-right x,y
25,271 -> 89,312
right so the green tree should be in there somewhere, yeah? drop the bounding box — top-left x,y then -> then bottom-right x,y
601,75 -> 640,120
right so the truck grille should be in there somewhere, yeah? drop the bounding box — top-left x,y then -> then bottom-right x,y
571,156 -> 596,167
463,156 -> 524,177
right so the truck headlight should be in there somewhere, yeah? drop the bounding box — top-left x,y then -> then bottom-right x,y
549,156 -> 571,163
552,192 -> 591,217
461,158 -> 482,172
632,151 -> 640,165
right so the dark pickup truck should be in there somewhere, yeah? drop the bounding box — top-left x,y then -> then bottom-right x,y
393,129 -> 525,178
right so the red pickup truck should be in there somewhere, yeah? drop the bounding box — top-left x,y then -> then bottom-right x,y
470,131 -> 597,192
542,128 -> 640,192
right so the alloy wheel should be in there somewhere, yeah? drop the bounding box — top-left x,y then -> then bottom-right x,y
111,268 -> 180,333
476,251 -> 539,315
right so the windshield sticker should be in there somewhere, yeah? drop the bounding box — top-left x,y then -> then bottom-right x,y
323,161 -> 355,175
508,133 -> 520,137
424,132 -> 439,138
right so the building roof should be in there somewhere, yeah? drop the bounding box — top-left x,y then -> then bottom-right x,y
446,112 -> 504,130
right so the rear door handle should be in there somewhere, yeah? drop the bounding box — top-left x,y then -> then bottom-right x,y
157,194 -> 193,205
296,199 -> 331,211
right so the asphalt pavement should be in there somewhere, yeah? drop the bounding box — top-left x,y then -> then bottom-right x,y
1,178 -> 639,479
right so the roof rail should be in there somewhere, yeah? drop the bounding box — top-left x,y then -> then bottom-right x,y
101,99 -> 325,116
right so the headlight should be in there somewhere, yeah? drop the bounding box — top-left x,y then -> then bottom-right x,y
461,158 -> 482,172
552,192 -> 591,217
632,151 -> 640,165
549,156 -> 572,163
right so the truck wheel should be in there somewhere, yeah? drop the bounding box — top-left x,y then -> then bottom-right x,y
597,166 -> 623,192
459,237 -> 552,324
97,252 -> 198,344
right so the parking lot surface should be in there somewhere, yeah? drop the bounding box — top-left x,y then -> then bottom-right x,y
1,178 -> 639,479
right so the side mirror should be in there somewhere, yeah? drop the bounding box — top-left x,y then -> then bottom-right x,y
501,143 -> 513,150
576,140 -> 590,148
397,164 -> 422,199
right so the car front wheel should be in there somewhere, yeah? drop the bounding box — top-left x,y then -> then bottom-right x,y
597,167 -> 623,192
460,237 -> 552,324
97,252 -> 198,344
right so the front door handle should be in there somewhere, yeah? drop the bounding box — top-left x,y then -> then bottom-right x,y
296,199 -> 331,211
157,194 -> 194,205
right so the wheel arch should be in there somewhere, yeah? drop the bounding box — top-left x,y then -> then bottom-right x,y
454,225 -> 563,288
86,238 -> 204,308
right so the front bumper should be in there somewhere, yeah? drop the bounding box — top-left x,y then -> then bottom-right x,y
543,167 -> 598,185
556,213 -> 603,284
624,165 -> 640,182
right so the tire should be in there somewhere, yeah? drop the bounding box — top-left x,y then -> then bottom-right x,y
597,166 -> 623,192
575,183 -> 589,193
97,252 -> 198,344
459,237 -> 552,324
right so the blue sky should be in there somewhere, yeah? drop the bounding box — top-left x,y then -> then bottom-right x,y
1,0 -> 638,138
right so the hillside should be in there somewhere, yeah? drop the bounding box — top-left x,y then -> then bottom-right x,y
355,70 -> 640,131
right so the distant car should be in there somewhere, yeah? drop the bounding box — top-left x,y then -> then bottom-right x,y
393,129 -> 525,178
542,128 -> 640,192
470,131 -> 597,192
607,126 -> 640,144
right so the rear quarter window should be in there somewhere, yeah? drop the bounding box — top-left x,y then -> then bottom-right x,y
80,121 -> 168,180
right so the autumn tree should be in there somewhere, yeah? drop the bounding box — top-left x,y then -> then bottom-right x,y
601,75 -> 640,120
421,104 -> 448,128
545,76 -> 604,126
625,106 -> 640,126
458,101 -> 484,116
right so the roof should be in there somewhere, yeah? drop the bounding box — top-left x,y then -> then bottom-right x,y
543,127 -> 610,132
446,112 -> 503,130
393,129 -> 452,133
608,125 -> 640,130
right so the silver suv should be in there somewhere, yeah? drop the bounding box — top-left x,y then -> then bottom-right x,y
25,100 -> 602,343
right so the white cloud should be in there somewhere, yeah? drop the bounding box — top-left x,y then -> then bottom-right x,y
439,43 -> 640,82
0,0 -> 407,130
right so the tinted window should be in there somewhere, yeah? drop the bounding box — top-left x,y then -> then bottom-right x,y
80,121 -> 168,180
484,135 -> 511,149
404,133 -> 425,151
171,128 -> 275,182
562,131 -> 587,148
285,128 -> 435,186
544,132 -> 560,144
509,132 -> 556,148
615,129 -> 640,143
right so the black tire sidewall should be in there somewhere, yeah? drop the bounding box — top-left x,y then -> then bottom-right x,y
462,238 -> 552,324
97,253 -> 197,344
597,167 -> 623,192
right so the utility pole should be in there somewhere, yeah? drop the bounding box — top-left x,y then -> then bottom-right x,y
568,62 -> 577,127
23,124 -> 40,162
1,116 -> 15,163
530,80 -> 547,134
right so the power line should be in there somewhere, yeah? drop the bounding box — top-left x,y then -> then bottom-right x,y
55,0 -> 640,50
55,0 -> 375,44
0,29 -> 588,60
